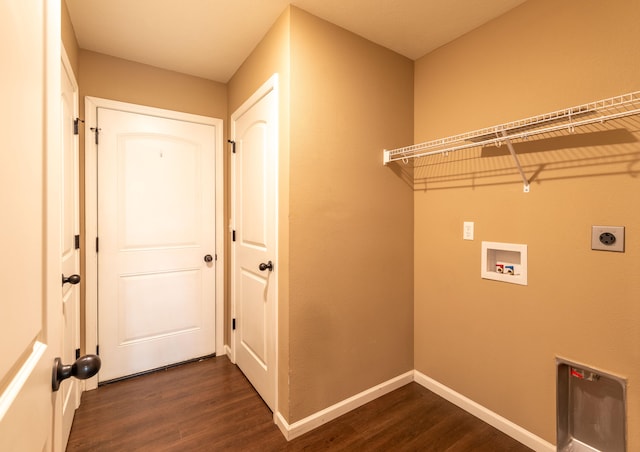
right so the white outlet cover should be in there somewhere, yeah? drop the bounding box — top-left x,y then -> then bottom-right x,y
463,221 -> 474,240
591,225 -> 625,252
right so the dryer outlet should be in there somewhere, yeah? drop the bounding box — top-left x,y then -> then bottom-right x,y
591,226 -> 624,252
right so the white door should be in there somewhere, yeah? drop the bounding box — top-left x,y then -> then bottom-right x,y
0,1 -> 64,450
60,50 -> 81,444
231,75 -> 278,410
97,108 -> 217,382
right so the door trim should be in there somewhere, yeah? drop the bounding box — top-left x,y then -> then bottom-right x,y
230,73 -> 279,412
84,97 -> 225,389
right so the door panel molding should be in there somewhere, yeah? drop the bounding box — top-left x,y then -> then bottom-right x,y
84,97 -> 224,389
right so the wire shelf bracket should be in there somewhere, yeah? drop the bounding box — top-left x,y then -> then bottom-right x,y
383,91 -> 640,192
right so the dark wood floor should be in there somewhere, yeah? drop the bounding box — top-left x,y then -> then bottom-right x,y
66,356 -> 532,451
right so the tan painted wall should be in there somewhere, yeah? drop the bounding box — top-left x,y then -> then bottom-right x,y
288,8 -> 414,422
413,0 -> 640,447
227,7 -> 292,419
78,50 -> 226,119
61,0 -> 79,76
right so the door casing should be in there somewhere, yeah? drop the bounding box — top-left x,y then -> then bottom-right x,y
83,97 -> 225,389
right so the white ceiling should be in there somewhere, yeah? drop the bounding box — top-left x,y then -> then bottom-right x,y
65,0 -> 526,83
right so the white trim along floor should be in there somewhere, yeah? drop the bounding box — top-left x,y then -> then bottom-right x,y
274,370 -> 555,451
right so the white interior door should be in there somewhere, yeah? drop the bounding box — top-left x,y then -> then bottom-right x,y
0,1 -> 64,450
97,107 -> 217,382
60,49 -> 81,444
231,75 -> 278,411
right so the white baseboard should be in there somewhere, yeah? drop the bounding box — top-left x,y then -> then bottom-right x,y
224,344 -> 233,363
413,370 -> 555,452
275,371 -> 414,441
273,369 -> 554,451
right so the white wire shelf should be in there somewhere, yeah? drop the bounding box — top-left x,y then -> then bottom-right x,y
383,91 -> 640,192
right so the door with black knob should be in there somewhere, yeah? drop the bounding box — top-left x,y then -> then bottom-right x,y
0,6 -> 68,450
231,75 -> 278,411
96,105 -> 218,382
59,46 -> 82,448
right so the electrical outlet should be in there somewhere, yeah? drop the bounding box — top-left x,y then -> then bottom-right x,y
591,226 -> 625,252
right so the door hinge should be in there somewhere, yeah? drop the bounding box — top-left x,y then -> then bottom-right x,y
228,139 -> 236,153
74,234 -> 80,250
90,127 -> 101,145
232,318 -> 236,330
96,237 -> 99,253
232,230 -> 236,242
75,348 -> 81,360
73,117 -> 84,135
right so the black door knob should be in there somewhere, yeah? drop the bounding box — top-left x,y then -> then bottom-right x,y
258,261 -> 274,272
204,254 -> 214,263
62,274 -> 81,286
52,354 -> 101,391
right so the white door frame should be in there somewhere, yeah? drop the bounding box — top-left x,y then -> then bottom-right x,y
84,97 -> 225,389
230,74 -> 279,411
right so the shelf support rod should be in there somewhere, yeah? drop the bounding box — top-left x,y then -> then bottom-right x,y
500,131 -> 530,192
